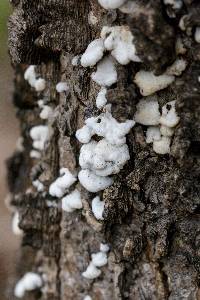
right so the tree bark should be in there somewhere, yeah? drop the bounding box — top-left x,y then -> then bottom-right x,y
7,0 -> 200,299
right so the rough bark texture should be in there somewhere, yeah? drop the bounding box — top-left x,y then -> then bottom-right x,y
7,0 -> 200,299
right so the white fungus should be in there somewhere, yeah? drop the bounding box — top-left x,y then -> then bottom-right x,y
56,82 -> 69,93
84,108 -> 135,145
38,101 -> 52,120
159,100 -> 180,128
14,272 -> 42,298
166,58 -> 187,76
92,196 -> 105,220
79,139 -> 130,176
100,243 -> 110,253
160,125 -> 174,137
76,125 -> 93,144
30,150 -> 41,159
98,0 -> 126,9
32,180 -> 44,192
12,211 -> 23,236
163,0 -> 183,9
30,125 -> 49,151
153,136 -> 171,155
134,98 -> 161,126
34,78 -> 46,92
134,71 -> 175,96
72,55 -> 80,66
146,126 -> 161,144
76,107 -> 134,145
78,169 -> 113,193
91,251 -> 108,267
91,56 -> 117,87
81,39 -> 105,67
96,87 -> 107,108
82,262 -> 101,279
24,65 -> 46,92
49,168 -> 77,198
84,296 -> 92,300
61,189 -> 83,212
194,27 -> 200,43
101,26 -> 141,65
16,137 -> 24,152
88,10 -> 98,25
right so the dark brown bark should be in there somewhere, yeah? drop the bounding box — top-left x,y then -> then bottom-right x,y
7,0 -> 200,299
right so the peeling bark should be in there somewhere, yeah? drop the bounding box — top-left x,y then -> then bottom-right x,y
7,0 -> 200,299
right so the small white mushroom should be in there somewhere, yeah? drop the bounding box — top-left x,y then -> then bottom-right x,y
166,58 -> 187,76
56,82 -> 69,93
61,189 -> 83,212
12,212 -> 23,236
153,136 -> 171,155
91,56 -> 117,87
101,26 -> 141,65
134,71 -> 174,96
84,296 -> 92,300
160,125 -> 175,137
91,251 -> 108,267
30,125 -> 49,151
76,125 -> 93,144
98,0 -> 126,9
32,180 -> 44,192
100,243 -> 110,253
14,272 -> 42,298
194,27 -> 200,43
78,169 -> 113,193
24,65 -> 46,92
81,39 -> 105,67
82,262 -> 101,279
146,126 -> 161,144
96,87 -> 107,108
49,168 -> 77,198
159,100 -> 180,128
92,196 -> 105,220
134,98 -> 161,126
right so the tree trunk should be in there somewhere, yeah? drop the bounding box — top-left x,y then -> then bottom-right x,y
7,0 -> 200,299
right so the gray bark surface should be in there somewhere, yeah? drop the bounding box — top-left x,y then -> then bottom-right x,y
7,0 -> 200,299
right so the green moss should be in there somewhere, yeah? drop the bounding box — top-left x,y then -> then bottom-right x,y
0,0 -> 11,58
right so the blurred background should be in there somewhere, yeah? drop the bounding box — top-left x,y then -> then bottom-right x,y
0,0 -> 20,298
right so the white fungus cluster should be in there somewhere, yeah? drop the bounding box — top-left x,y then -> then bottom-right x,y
12,211 -> 23,236
134,98 -> 180,154
24,66 -> 46,92
30,125 -> 49,151
14,272 -> 42,298
56,82 -> 69,93
32,179 -> 44,192
76,106 -> 134,192
82,244 -> 109,279
134,71 -> 175,96
92,196 -> 105,220
61,189 -> 83,212
76,107 -> 134,145
79,139 -> 130,176
101,26 -> 141,65
81,39 -> 105,67
38,100 -> 52,120
49,168 -> 77,198
91,56 -> 117,87
80,25 -> 140,73
96,87 -> 107,108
